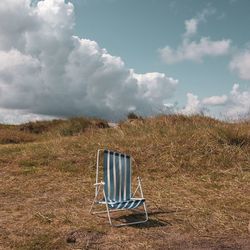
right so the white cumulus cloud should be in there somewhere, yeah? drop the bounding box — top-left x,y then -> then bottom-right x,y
181,84 -> 250,120
184,18 -> 199,38
180,93 -> 205,115
159,7 -> 230,64
226,84 -> 250,119
230,50 -> 250,80
160,38 -> 231,64
202,95 -> 228,105
0,0 -> 178,123
0,108 -> 56,124
183,7 -> 215,38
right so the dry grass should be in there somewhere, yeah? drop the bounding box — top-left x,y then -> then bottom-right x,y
0,127 -> 37,144
0,115 -> 249,249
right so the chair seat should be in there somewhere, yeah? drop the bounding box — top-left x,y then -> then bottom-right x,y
98,198 -> 145,209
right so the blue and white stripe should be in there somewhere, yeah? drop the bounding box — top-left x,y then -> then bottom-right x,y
106,198 -> 145,209
103,150 -> 144,210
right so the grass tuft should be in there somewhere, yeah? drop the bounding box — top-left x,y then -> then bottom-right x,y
213,126 -> 250,147
0,129 -> 36,144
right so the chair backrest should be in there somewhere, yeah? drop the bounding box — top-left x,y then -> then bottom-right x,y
103,150 -> 131,202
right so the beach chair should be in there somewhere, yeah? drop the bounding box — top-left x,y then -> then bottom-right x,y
89,149 -> 148,226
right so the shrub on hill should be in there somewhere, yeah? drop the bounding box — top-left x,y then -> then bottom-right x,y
0,129 -> 35,144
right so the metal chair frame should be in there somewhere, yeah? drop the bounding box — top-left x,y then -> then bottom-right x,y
89,149 -> 148,227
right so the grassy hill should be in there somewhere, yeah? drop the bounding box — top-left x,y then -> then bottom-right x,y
0,115 -> 249,249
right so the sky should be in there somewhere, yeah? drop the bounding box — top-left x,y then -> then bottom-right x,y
0,0 -> 249,123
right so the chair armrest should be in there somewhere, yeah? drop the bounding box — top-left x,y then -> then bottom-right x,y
137,176 -> 142,183
135,176 -> 145,198
94,181 -> 105,186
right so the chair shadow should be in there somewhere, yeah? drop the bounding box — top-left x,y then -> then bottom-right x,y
112,209 -> 174,228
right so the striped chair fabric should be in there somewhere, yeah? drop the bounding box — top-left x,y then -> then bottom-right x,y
103,150 -> 145,209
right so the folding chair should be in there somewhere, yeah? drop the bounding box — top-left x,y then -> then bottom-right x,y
89,149 -> 148,226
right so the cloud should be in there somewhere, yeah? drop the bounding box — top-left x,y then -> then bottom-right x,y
230,50 -> 250,80
133,72 -> 178,101
181,84 -> 250,119
184,18 -> 198,38
225,84 -> 250,119
180,93 -> 205,115
160,38 -> 231,64
0,108 -> 56,124
183,7 -> 215,38
159,7 -> 230,64
202,95 -> 228,105
0,0 -> 178,123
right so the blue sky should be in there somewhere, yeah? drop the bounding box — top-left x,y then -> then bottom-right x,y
0,0 -> 249,123
72,0 -> 250,107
